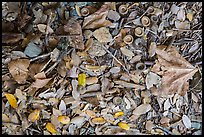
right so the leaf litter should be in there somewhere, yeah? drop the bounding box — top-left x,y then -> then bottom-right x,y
2,2 -> 202,135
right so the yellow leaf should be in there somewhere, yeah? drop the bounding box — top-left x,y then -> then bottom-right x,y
114,111 -> 124,118
5,93 -> 18,108
46,123 -> 57,133
187,12 -> 193,21
28,109 -> 40,122
78,73 -> 86,86
57,116 -> 70,124
118,122 -> 130,130
91,117 -> 106,124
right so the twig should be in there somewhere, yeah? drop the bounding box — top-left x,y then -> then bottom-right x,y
153,125 -> 174,135
30,52 -> 51,62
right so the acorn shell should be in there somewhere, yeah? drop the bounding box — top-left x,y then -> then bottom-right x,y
141,16 -> 151,27
134,27 -> 144,37
123,35 -> 134,45
119,5 -> 128,15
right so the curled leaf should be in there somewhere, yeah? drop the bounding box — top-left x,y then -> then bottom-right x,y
57,116 -> 70,124
5,93 -> 18,108
28,109 -> 40,122
46,123 -> 57,133
118,122 -> 130,130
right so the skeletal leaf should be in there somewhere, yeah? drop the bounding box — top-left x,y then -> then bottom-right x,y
46,123 -> 57,133
28,109 -> 40,122
182,115 -> 191,129
118,122 -> 130,130
5,93 -> 18,108
57,116 -> 70,124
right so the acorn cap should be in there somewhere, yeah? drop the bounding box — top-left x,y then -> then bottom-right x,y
141,16 -> 151,27
113,97 -> 123,105
136,62 -> 146,71
81,7 -> 90,17
119,5 -> 128,15
150,15 -> 158,23
147,6 -> 155,14
135,27 -> 144,37
123,35 -> 134,45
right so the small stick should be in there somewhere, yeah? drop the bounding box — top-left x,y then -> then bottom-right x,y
30,52 -> 51,62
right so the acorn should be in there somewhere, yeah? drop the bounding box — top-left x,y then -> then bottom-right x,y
113,97 -> 123,105
141,16 -> 151,27
123,35 -> 134,45
134,27 -> 144,37
136,62 -> 146,71
150,15 -> 158,23
119,5 -> 128,15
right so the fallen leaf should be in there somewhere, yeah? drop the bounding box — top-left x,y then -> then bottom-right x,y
2,33 -> 24,44
46,123 -> 57,133
151,45 -> 198,97
120,47 -> 134,59
145,120 -> 154,131
59,100 -> 66,114
177,8 -> 186,21
57,116 -> 70,124
107,10 -> 120,21
4,93 -> 18,108
187,12 -> 193,21
133,104 -> 151,116
148,42 -> 157,57
78,73 -> 86,87
8,59 -> 30,84
37,24 -> 54,34
2,114 -> 10,122
82,4 -> 112,29
70,116 -> 86,127
92,117 -> 106,124
28,109 -> 40,122
145,72 -> 161,89
114,111 -> 124,118
118,122 -> 130,130
182,115 -> 191,129
32,72 -> 52,88
175,20 -> 190,30
114,80 -> 145,90
86,77 -> 98,85
88,40 -> 107,57
93,27 -> 112,43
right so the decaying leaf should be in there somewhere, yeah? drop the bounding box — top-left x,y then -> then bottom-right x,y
93,27 -> 112,43
151,45 -> 198,97
133,104 -> 151,116
58,116 -> 70,124
46,123 -> 57,133
4,93 -> 18,108
8,59 -> 30,84
88,40 -> 107,57
82,4 -> 112,29
28,109 -> 40,122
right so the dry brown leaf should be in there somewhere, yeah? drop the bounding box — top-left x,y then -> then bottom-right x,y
133,104 -> 151,116
37,24 -> 54,34
93,27 -> 112,43
32,72 -> 52,88
120,47 -> 135,59
88,40 -> 107,57
151,45 -> 198,97
114,80 -> 145,90
8,59 -> 30,84
28,109 -> 40,122
82,4 -> 112,29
